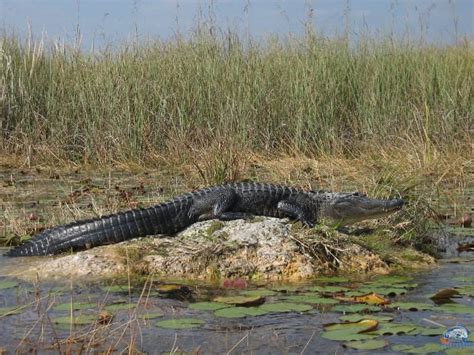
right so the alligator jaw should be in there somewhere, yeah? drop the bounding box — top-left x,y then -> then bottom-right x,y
321,194 -> 404,225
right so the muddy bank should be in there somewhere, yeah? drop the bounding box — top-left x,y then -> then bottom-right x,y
5,217 -> 435,282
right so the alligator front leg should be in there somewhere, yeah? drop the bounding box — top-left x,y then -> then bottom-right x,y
277,201 -> 315,228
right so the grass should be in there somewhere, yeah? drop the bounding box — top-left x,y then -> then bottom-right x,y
0,29 -> 471,177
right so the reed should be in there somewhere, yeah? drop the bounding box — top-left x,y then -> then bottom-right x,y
0,29 -> 472,171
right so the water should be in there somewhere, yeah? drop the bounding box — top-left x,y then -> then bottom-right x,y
0,255 -> 473,353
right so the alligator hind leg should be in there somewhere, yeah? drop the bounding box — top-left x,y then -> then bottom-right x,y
212,188 -> 237,216
277,201 -> 315,227
195,187 -> 238,221
212,189 -> 255,220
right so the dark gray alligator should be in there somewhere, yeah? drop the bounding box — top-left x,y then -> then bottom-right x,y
5,182 -> 404,257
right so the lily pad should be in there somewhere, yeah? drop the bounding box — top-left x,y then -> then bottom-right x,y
455,285 -> 474,297
325,319 -> 378,333
321,330 -> 377,341
283,295 -> 339,305
53,302 -> 97,311
344,290 -> 369,297
357,286 -> 407,297
336,292 -> 388,305
364,282 -> 417,290
138,312 -> 164,320
0,306 -> 22,316
436,303 -> 474,314
214,307 -> 268,318
339,314 -> 394,322
155,318 -> 204,329
213,295 -> 265,307
417,327 -> 445,336
240,289 -> 276,297
52,314 -> 97,325
101,285 -> 131,293
47,287 -> 66,295
332,304 -> 381,313
370,323 -> 417,335
308,286 -> 349,293
393,283 -> 418,289
270,285 -> 303,293
0,280 -> 19,290
445,348 -> 474,355
259,302 -> 312,313
312,276 -> 350,283
104,302 -> 136,311
189,302 -> 232,311
391,343 -> 445,354
390,302 -> 433,311
371,275 -> 413,284
377,288 -> 408,297
344,339 -> 388,350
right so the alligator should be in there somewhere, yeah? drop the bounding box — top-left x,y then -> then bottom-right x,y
5,182 -> 404,257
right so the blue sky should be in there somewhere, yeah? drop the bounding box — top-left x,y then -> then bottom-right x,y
1,1 -> 472,49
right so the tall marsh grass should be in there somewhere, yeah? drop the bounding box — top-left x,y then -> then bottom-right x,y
0,30 -> 472,167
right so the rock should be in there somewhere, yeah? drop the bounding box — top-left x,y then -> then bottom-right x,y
10,218 -> 433,282
141,218 -> 318,280
17,249 -> 127,280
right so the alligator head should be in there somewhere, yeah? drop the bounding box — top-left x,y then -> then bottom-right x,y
313,191 -> 404,225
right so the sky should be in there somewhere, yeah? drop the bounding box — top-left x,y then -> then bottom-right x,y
1,0 -> 472,49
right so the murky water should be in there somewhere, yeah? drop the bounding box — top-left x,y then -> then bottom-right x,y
1,169 -> 473,353
0,254 -> 473,353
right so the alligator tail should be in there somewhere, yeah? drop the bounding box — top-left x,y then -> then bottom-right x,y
5,205 -> 173,257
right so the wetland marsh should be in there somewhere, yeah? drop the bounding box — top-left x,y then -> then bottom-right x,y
1,7 -> 472,351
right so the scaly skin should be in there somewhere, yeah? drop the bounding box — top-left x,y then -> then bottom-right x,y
5,182 -> 403,257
